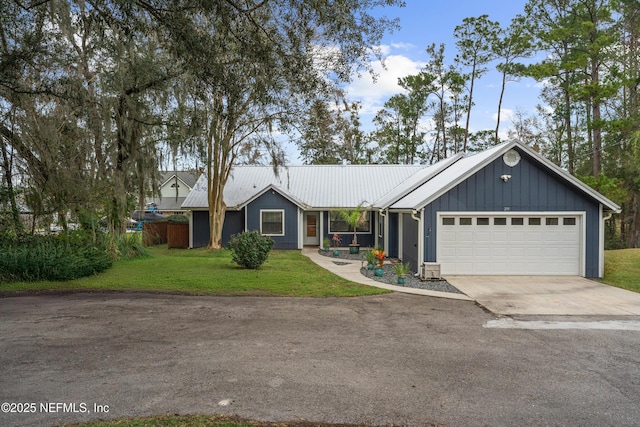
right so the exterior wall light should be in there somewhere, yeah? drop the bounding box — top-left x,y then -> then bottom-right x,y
500,174 -> 511,182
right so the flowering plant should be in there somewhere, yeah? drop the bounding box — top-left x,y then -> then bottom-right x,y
372,248 -> 386,267
331,233 -> 341,248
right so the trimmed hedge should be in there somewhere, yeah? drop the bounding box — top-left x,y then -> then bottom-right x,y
227,231 -> 274,269
0,232 -> 113,282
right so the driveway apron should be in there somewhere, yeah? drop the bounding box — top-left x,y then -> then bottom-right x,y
445,275 -> 640,316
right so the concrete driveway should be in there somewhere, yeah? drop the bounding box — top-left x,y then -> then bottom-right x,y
445,276 -> 640,316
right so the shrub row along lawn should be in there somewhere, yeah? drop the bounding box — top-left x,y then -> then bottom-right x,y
0,245 -> 389,298
603,248 -> 640,293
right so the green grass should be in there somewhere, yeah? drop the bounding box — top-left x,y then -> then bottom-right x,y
0,246 -> 389,297
603,248 -> 640,293
67,414 -> 376,427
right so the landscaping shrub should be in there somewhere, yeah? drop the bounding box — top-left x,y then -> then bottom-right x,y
166,214 -> 189,223
114,232 -> 150,259
227,231 -> 274,269
0,231 -> 113,282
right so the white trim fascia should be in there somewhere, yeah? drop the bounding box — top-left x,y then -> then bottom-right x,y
435,211 -> 587,277
398,213 -> 403,261
598,204 -> 604,278
319,210 -> 324,246
235,184 -> 308,210
382,209 -> 389,253
417,210 -> 424,267
298,208 -> 303,249
188,210 -> 193,249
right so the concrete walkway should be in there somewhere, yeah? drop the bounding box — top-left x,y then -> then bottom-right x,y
446,275 -> 640,316
301,248 -> 472,301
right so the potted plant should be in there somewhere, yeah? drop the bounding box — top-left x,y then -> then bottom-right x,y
331,233 -> 341,257
338,203 -> 368,254
372,248 -> 385,277
364,249 -> 375,270
323,237 -> 331,252
394,262 -> 410,285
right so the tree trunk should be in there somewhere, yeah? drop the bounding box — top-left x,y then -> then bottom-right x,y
0,139 -> 23,233
627,191 -> 640,248
440,97 -> 447,159
563,79 -> 574,175
591,64 -> 602,179
206,108 -> 234,250
207,180 -> 226,249
463,61 -> 477,152
495,70 -> 507,142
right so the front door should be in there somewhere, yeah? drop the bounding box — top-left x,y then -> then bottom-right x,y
303,212 -> 320,246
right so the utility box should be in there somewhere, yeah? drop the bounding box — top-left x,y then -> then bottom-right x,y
421,263 -> 441,280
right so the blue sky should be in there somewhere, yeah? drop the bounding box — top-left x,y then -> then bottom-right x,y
345,0 -> 541,137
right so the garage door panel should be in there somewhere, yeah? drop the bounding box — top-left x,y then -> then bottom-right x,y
475,232 -> 491,242
456,247 -> 473,257
439,213 -> 581,275
491,232 -> 508,244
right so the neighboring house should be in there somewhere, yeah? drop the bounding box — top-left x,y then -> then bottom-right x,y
181,141 -> 620,278
147,171 -> 198,216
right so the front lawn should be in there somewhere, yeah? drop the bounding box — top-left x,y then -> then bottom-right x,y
603,248 -> 640,293
0,246 -> 389,297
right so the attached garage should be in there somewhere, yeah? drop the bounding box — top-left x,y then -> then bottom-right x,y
388,141 -> 620,279
437,212 -> 583,275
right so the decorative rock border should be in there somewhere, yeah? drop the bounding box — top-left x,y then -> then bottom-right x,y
318,249 -> 463,294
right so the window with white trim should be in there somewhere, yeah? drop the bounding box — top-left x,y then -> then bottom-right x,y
260,210 -> 284,236
329,211 -> 371,233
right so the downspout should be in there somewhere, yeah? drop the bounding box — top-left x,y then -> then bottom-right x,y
411,209 -> 423,276
600,209 -> 614,278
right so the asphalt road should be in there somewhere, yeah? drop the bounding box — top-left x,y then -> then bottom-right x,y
1,293 -> 639,427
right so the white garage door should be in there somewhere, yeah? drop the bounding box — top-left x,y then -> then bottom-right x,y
438,213 -> 582,275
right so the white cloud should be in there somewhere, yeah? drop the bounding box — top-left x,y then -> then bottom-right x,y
390,42 -> 416,51
492,108 -> 516,124
347,54 -> 424,115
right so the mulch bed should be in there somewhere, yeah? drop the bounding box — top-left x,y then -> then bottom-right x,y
318,249 -> 463,294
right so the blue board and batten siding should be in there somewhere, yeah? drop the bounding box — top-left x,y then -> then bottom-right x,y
246,190 -> 299,249
387,212 -> 399,258
422,148 -> 602,277
192,210 -> 210,248
222,210 -> 245,245
192,209 -> 244,248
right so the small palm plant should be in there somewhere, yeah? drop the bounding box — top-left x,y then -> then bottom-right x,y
364,249 -> 376,269
323,237 -> 331,251
338,203 -> 368,253
394,262 -> 410,285
394,262 -> 410,277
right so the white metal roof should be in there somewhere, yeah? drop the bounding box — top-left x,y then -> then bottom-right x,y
182,165 -> 427,209
372,154 -> 464,208
182,141 -> 620,213
390,143 -> 509,209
